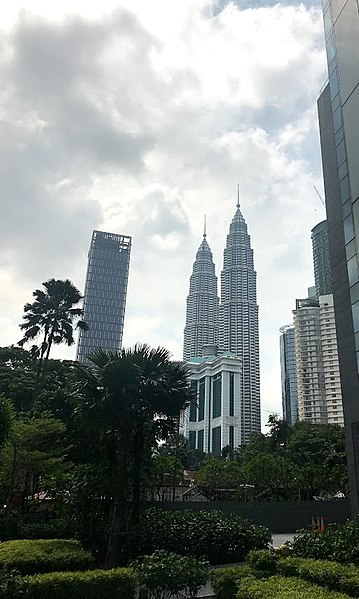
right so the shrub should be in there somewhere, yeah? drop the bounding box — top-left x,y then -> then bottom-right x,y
132,550 -> 208,599
122,509 -> 271,565
236,575 -> 351,599
0,539 -> 94,575
0,570 -> 25,598
0,513 -> 74,542
245,550 -> 278,576
292,519 -> 359,565
277,557 -> 359,597
24,567 -> 136,599
210,566 -> 253,599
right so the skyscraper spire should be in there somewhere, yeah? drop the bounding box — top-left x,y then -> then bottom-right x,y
236,184 -> 240,209
183,223 -> 219,360
203,214 -> 207,238
219,198 -> 260,443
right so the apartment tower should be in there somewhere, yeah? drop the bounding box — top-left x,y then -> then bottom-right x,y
280,324 -> 299,425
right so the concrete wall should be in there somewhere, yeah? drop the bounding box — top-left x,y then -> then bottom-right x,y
146,499 -> 351,533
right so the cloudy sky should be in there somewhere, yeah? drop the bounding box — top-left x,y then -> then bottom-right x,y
0,0 -> 328,426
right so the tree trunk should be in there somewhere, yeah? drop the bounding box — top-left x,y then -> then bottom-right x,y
33,329 -> 49,400
131,418 -> 144,524
105,436 -> 130,566
37,326 -> 55,392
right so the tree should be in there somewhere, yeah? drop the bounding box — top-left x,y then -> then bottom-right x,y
18,279 -> 88,396
147,456 -> 184,500
197,458 -> 243,500
76,344 -> 194,561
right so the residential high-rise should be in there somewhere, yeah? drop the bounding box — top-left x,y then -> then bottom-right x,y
319,294 -> 344,426
181,352 -> 242,454
293,297 -> 327,424
219,198 -> 260,442
318,0 -> 359,513
76,230 -> 131,364
311,220 -> 332,297
279,324 -> 298,425
183,226 -> 219,361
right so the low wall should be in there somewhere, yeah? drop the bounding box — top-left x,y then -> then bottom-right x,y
145,499 -> 351,533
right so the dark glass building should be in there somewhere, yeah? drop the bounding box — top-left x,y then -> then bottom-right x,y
311,220 -> 332,297
76,230 -> 131,364
318,0 -> 359,514
279,324 -> 298,425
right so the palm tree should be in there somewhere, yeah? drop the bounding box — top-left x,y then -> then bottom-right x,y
76,344 -> 194,562
18,278 -> 88,396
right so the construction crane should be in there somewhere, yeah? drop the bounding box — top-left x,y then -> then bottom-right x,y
313,185 -> 326,208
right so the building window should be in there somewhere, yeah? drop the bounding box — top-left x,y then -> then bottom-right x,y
198,378 -> 205,421
229,425 -> 234,449
229,372 -> 234,416
212,426 -> 221,456
189,431 -> 196,451
189,380 -> 197,422
212,373 -> 222,419
198,429 -> 204,453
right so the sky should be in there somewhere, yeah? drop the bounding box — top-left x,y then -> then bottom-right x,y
0,0 -> 328,427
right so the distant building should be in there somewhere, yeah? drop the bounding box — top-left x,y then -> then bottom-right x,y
219,199 -> 260,443
311,220 -> 332,297
183,228 -> 219,361
76,230 -> 131,364
279,324 -> 298,425
181,352 -> 242,455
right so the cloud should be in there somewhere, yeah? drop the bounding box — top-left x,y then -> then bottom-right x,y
0,0 -> 327,426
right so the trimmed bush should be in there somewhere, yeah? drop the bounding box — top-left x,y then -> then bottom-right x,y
0,513 -> 74,542
236,575 -> 351,599
0,539 -> 94,575
210,566 -> 253,599
0,570 -> 25,598
122,509 -> 271,565
245,549 -> 278,576
132,550 -> 208,599
292,519 -> 359,565
24,567 -> 136,599
278,557 -> 359,597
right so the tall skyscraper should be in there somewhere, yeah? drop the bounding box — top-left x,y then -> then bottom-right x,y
318,0 -> 359,513
279,324 -> 298,425
76,230 -> 131,364
183,225 -> 219,361
319,294 -> 344,426
311,220 -> 333,297
219,197 -> 260,443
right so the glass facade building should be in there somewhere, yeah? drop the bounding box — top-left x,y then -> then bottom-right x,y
279,324 -> 298,425
311,220 -> 333,297
318,0 -> 359,514
76,230 -> 131,364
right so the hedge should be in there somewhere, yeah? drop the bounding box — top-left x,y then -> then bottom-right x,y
278,557 -> 359,597
0,539 -> 94,575
122,508 -> 271,564
291,520 -> 359,564
24,567 -> 136,599
236,575 -> 352,599
210,566 -> 254,599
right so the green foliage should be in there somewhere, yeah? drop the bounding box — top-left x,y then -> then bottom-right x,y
277,557 -> 359,597
245,549 -> 278,575
197,458 -> 243,500
156,433 -> 207,470
24,567 -> 136,599
0,539 -> 94,575
0,570 -> 25,598
292,520 -> 359,564
132,550 -> 208,599
209,566 -> 253,599
0,394 -> 13,448
236,575 -> 351,599
122,508 -> 271,565
0,512 -> 74,542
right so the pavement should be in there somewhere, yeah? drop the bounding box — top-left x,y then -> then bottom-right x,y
197,533 -> 296,598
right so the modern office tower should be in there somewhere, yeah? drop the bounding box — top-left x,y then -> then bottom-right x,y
293,297 -> 327,424
76,230 -> 131,364
311,220 -> 333,297
318,0 -> 359,513
319,294 -> 344,426
219,199 -> 260,443
181,352 -> 242,454
279,325 -> 299,425
183,227 -> 219,361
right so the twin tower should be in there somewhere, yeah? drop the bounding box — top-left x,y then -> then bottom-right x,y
183,198 -> 260,444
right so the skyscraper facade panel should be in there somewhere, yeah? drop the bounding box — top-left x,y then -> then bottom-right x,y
76,230 -> 131,364
219,204 -> 260,443
318,0 -> 359,513
280,324 -> 298,425
311,220 -> 333,297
